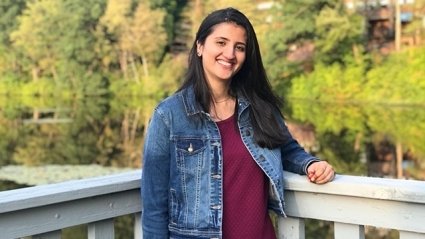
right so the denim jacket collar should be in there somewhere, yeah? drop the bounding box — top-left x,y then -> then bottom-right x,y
180,86 -> 202,116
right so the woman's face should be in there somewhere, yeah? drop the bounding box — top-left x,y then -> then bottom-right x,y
197,22 -> 247,85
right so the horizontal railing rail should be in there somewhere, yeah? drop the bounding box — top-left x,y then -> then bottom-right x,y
0,170 -> 424,239
280,172 -> 425,239
0,170 -> 142,239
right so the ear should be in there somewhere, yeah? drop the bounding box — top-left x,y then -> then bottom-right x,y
196,41 -> 203,56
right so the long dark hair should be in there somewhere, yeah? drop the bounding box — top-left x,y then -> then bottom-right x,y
179,7 -> 289,148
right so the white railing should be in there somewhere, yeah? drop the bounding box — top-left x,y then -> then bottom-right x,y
280,172 -> 425,239
0,170 -> 424,239
0,170 -> 142,239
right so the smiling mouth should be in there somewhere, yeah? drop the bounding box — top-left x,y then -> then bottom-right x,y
217,60 -> 234,68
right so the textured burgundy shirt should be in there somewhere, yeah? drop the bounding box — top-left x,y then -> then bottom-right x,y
217,114 -> 276,239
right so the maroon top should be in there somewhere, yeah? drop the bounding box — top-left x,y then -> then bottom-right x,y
217,114 -> 276,239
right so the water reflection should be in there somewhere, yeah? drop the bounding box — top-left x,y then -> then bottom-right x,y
0,97 -> 424,191
0,96 -> 158,189
285,100 -> 425,180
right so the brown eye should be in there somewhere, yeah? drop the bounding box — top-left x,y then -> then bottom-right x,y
216,41 -> 225,46
236,45 -> 245,52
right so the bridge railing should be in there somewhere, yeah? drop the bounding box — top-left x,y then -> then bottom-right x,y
280,172 -> 425,239
0,170 -> 424,239
0,170 -> 142,239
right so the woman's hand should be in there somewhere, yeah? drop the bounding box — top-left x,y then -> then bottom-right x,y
307,161 -> 335,184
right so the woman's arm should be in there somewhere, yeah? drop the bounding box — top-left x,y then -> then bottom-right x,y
141,109 -> 171,239
280,122 -> 334,184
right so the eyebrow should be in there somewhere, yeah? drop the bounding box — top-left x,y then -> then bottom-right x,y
214,36 -> 246,45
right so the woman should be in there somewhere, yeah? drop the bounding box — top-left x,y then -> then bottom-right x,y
141,7 -> 334,239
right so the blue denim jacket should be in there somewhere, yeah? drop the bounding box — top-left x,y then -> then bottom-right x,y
141,87 -> 318,239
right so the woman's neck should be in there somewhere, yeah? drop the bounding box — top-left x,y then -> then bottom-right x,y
209,81 -> 231,103
205,78 -> 235,121
210,92 -> 235,121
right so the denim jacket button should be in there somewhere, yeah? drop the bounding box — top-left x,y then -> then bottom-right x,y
187,143 -> 194,153
212,174 -> 221,179
211,205 -> 221,210
259,155 -> 266,161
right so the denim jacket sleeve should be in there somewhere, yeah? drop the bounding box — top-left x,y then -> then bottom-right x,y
141,107 -> 170,239
279,120 -> 319,175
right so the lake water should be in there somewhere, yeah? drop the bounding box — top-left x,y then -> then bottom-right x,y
1,97 -> 424,191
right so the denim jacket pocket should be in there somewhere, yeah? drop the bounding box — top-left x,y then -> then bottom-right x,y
175,138 -> 207,173
173,137 -> 209,227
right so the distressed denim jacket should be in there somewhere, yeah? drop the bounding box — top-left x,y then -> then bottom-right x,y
141,87 -> 319,239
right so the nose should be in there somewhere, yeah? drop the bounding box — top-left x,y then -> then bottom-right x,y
223,46 -> 236,59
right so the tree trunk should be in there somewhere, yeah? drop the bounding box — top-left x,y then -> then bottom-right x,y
141,54 -> 149,78
129,55 -> 140,84
394,0 -> 401,51
396,142 -> 403,179
130,108 -> 140,146
119,50 -> 129,81
51,66 -> 59,84
32,66 -> 39,82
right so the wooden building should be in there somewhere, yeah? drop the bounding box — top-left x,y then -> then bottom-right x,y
345,0 -> 424,53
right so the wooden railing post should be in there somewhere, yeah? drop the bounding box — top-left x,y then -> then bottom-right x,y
278,217 -> 305,239
134,212 -> 142,239
334,222 -> 365,239
88,219 -> 114,239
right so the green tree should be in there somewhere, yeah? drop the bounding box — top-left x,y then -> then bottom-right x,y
362,45 -> 425,104
288,54 -> 367,101
262,0 -> 336,87
96,0 -> 167,82
0,0 -> 26,77
148,0 -> 178,47
11,0 -> 107,95
261,0 -> 367,97
11,0 -> 68,82
314,4 -> 365,64
121,1 -> 167,78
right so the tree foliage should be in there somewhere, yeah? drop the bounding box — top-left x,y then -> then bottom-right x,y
0,0 -> 424,104
0,0 -> 26,76
314,4 -> 365,64
96,0 -> 167,84
362,46 -> 425,104
288,54 -> 367,101
10,0 -> 107,96
286,99 -> 425,177
289,44 -> 425,105
261,0 -> 354,90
